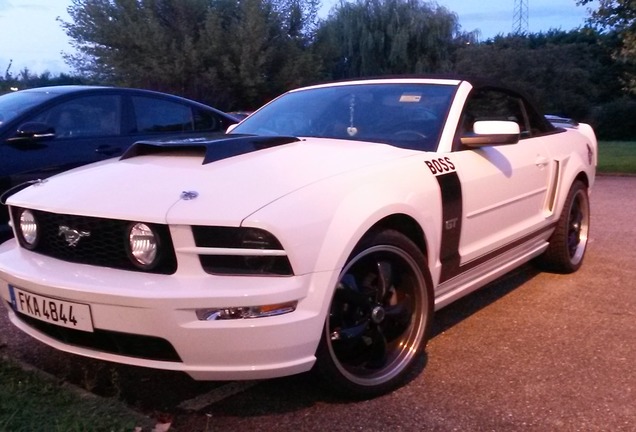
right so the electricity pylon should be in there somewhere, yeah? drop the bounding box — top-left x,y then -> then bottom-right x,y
512,0 -> 529,34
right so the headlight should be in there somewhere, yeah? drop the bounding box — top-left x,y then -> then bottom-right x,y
241,229 -> 287,273
127,223 -> 159,268
192,226 -> 293,275
18,209 -> 39,249
241,229 -> 278,249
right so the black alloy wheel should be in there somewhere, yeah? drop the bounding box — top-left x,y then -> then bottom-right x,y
315,230 -> 432,398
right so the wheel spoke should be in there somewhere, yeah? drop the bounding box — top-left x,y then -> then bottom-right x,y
330,273 -> 376,364
331,322 -> 388,369
334,284 -> 372,309
381,296 -> 412,341
375,260 -> 393,303
339,273 -> 359,291
365,326 -> 388,368
332,320 -> 369,341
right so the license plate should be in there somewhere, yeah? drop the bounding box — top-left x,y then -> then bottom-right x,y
9,285 -> 94,332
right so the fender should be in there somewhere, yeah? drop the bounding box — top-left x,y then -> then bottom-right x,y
243,155 -> 444,281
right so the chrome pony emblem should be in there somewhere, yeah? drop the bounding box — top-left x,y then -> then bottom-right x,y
180,191 -> 199,200
58,226 -> 91,247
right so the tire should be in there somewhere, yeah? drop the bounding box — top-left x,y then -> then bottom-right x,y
536,180 -> 590,273
315,229 -> 433,399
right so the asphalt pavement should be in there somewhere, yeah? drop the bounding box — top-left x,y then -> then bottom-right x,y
1,175 -> 634,431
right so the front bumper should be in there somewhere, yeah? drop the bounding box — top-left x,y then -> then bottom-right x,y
0,240 -> 333,380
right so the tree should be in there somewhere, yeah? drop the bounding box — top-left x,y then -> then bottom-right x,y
453,30 -> 623,120
61,0 -> 323,109
577,0 -> 636,93
313,0 -> 461,79
198,0 -> 323,108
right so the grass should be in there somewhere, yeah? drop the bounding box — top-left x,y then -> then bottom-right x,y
0,358 -> 154,432
597,141 -> 636,174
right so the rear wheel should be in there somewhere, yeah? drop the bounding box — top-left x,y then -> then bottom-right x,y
536,180 -> 590,273
315,230 -> 432,399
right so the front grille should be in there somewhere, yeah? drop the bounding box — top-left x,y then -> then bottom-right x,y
11,207 -> 177,274
13,307 -> 182,362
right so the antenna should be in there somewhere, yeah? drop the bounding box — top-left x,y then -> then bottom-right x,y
512,0 -> 529,34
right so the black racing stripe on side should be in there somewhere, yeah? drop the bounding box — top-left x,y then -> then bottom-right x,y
437,171 -> 463,283
121,135 -> 300,164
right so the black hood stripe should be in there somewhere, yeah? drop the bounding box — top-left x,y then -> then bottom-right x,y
120,135 -> 300,165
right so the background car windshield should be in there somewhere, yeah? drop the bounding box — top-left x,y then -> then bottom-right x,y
0,91 -> 57,126
232,83 -> 456,151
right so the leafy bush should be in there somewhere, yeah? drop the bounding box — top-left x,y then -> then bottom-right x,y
590,98 -> 636,140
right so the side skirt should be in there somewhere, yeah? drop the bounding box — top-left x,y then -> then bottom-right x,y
433,234 -> 550,311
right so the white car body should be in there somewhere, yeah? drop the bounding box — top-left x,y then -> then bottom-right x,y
0,78 -> 597,397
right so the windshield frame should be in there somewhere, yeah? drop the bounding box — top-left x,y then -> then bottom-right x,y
231,80 -> 459,152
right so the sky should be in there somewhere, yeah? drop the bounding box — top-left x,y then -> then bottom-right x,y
436,0 -> 595,39
0,1 -> 72,76
0,0 -> 596,76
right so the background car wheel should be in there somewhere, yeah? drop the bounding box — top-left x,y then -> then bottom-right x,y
535,180 -> 590,273
315,229 -> 433,399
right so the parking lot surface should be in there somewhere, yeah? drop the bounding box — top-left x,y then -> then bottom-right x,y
1,176 -> 634,431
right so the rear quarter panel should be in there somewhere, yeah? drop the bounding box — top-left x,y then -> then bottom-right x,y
544,126 -> 597,215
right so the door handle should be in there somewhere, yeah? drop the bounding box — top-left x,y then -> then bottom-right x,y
535,156 -> 550,168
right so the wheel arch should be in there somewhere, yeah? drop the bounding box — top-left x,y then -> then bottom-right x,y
555,170 -> 590,217
574,171 -> 590,189
357,214 -> 429,262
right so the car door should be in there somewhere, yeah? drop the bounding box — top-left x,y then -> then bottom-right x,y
5,93 -> 125,186
447,88 -> 553,276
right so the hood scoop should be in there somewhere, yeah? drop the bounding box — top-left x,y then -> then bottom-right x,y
120,134 -> 300,165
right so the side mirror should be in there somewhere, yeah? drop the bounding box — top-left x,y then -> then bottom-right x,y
461,120 -> 520,147
226,123 -> 238,134
7,122 -> 56,143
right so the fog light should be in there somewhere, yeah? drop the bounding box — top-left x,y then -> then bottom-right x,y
196,301 -> 298,321
128,223 -> 158,268
19,209 -> 38,248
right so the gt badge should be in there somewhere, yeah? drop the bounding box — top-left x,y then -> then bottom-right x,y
58,226 -> 91,247
445,218 -> 458,230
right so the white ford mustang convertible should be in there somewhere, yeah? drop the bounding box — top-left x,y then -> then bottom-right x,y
0,77 -> 597,398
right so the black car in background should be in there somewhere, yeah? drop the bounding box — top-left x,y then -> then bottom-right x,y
0,85 -> 238,241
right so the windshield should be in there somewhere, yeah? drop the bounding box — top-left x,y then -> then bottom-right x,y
0,90 -> 58,126
231,83 -> 457,151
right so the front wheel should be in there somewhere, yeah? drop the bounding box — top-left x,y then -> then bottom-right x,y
535,180 -> 590,273
315,230 -> 433,399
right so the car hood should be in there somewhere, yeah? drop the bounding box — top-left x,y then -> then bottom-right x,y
8,136 -> 416,225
